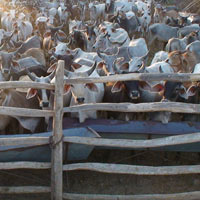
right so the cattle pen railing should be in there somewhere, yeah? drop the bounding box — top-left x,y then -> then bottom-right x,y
1,60 -> 200,199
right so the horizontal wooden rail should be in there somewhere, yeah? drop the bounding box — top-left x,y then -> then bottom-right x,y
0,107 -> 53,117
63,102 -> 200,114
63,191 -> 200,200
0,162 -> 51,170
63,132 -> 200,148
64,73 -> 200,84
0,81 -> 54,90
63,163 -> 200,175
0,186 -> 51,194
0,137 -> 49,146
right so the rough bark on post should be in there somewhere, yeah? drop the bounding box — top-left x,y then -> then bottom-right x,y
51,60 -> 64,200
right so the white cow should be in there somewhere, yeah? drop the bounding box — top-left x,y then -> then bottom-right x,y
63,62 -> 104,123
151,51 -> 168,65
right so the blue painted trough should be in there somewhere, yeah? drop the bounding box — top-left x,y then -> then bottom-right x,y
1,118 -> 200,162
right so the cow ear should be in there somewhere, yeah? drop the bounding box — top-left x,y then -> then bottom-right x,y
152,84 -> 164,92
139,81 -> 151,90
12,60 -> 19,68
47,63 -> 57,73
97,61 -> 104,69
120,62 -> 129,70
57,30 -> 67,38
13,22 -> 17,28
22,21 -> 26,26
15,53 -> 22,59
187,85 -> 197,97
26,88 -> 37,99
111,81 -> 123,93
111,28 -> 116,33
63,84 -> 71,94
72,62 -> 81,69
43,31 -> 51,38
86,83 -> 98,92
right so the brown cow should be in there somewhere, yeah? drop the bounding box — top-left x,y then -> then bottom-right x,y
166,50 -> 198,73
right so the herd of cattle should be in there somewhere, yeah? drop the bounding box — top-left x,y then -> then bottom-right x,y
0,0 -> 200,133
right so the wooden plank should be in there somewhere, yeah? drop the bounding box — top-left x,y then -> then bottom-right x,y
0,81 -> 54,90
0,137 -> 49,146
63,102 -> 200,114
0,186 -> 51,194
0,107 -> 53,117
64,73 -> 200,84
63,191 -> 200,200
63,132 -> 200,148
51,60 -> 64,200
63,163 -> 200,175
0,162 -> 51,170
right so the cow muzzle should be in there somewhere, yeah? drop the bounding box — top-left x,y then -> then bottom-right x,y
130,91 -> 140,100
2,68 -> 10,74
77,97 -> 85,104
41,101 -> 49,108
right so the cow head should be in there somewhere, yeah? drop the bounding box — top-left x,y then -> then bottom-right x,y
97,50 -> 117,75
64,62 -> 98,104
0,51 -> 19,79
166,50 -> 196,73
26,70 -> 55,108
92,32 -> 110,52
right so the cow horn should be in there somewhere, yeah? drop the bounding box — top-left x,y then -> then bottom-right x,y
138,62 -> 145,73
113,59 -> 123,74
26,68 -> 39,81
52,51 -> 58,58
67,36 -> 72,46
48,23 -> 64,32
64,69 -> 74,77
85,61 -> 96,76
46,70 -> 56,81
97,50 -> 105,59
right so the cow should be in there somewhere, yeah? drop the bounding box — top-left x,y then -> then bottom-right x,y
43,24 -> 67,51
13,20 -> 33,41
68,29 -> 88,51
165,32 -> 199,52
110,11 -> 140,38
178,24 -> 200,38
48,52 -> 75,73
57,2 -> 69,24
16,35 -> 41,54
97,38 -> 148,75
0,50 -> 46,80
90,3 -> 105,24
186,40 -> 200,63
148,23 -> 179,46
166,50 -> 198,73
110,60 -> 166,121
151,51 -> 168,64
17,48 -> 46,67
0,88 -> 42,133
63,62 -> 104,123
93,28 -> 130,52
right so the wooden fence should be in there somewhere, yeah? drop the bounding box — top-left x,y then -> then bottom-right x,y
1,60 -> 200,199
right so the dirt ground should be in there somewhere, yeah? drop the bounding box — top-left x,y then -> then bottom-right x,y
1,149 -> 200,200
1,1 -> 200,200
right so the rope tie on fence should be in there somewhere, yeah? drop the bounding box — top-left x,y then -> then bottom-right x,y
49,135 -> 64,149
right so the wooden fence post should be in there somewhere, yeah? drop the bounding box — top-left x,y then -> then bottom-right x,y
51,60 -> 64,200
